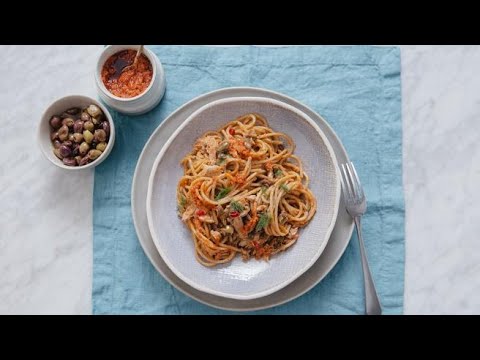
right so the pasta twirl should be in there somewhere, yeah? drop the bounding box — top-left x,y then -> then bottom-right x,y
177,113 -> 317,267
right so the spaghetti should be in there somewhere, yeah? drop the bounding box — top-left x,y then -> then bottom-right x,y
177,113 -> 317,267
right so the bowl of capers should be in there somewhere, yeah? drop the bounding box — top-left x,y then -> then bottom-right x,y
38,95 -> 115,170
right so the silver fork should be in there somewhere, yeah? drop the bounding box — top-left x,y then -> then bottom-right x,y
340,162 -> 382,315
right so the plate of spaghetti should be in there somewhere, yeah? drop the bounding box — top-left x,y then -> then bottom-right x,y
146,97 -> 341,300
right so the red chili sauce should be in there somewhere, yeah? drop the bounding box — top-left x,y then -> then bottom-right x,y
101,50 -> 153,98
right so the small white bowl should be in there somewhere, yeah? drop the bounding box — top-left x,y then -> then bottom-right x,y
95,45 -> 166,115
38,95 -> 116,170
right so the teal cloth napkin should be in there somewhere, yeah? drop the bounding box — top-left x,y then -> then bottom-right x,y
93,45 -> 404,314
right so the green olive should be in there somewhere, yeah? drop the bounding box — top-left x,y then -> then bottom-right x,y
73,133 -> 84,143
84,121 -> 94,132
96,142 -> 107,152
86,104 -> 102,117
53,148 -> 63,159
87,149 -> 102,160
58,125 -> 69,141
83,130 -> 93,144
81,112 -> 91,122
62,117 -> 75,128
79,155 -> 90,166
94,129 -> 107,142
75,156 -> 82,165
79,142 -> 90,155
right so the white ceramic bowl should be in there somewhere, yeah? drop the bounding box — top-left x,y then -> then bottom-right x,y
95,45 -> 166,115
38,95 -> 115,170
146,97 -> 341,300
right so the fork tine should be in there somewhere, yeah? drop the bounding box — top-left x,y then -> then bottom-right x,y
341,164 -> 353,200
345,163 -> 359,199
349,162 -> 364,198
339,165 -> 348,200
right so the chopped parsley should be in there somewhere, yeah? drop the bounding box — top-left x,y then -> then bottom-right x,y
178,195 -> 187,211
255,213 -> 270,232
274,169 -> 283,177
280,184 -> 290,192
230,200 -> 244,212
216,142 -> 229,154
215,187 -> 231,200
216,150 -> 230,165
261,186 -> 268,194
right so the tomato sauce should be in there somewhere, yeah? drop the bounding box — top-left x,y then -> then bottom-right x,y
101,50 -> 153,98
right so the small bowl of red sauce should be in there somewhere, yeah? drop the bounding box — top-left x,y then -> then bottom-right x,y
95,45 -> 166,115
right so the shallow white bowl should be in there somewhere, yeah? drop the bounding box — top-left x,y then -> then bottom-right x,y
146,97 -> 341,300
38,95 -> 115,171
95,45 -> 166,115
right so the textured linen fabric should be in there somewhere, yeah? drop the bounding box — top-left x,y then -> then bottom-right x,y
93,45 -> 404,315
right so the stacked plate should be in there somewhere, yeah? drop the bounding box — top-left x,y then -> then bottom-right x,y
131,87 -> 354,311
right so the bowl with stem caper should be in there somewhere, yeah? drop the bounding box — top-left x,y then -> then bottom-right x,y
38,95 -> 115,170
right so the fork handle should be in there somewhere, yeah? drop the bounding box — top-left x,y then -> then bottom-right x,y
354,217 -> 382,315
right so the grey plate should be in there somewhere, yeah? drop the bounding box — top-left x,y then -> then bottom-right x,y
131,87 -> 354,311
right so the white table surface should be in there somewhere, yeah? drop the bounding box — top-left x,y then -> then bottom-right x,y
1,45 -> 479,315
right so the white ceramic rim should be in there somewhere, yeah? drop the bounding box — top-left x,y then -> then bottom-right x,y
37,94 -> 115,171
94,45 -> 157,102
145,96 -> 341,300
